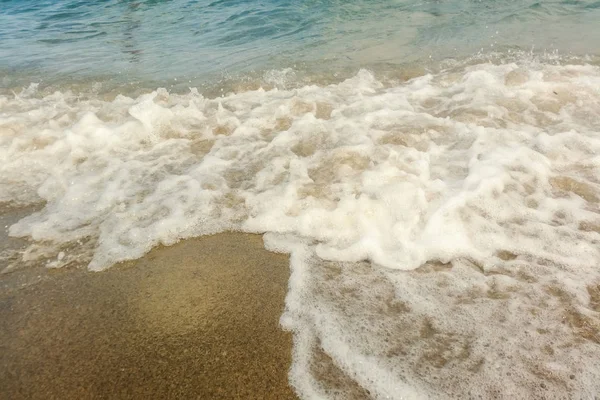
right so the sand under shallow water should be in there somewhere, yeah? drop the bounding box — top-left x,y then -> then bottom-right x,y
0,233 -> 296,399
3,58 -> 600,398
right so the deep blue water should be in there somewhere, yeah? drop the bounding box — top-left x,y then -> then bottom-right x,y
1,0 -> 600,86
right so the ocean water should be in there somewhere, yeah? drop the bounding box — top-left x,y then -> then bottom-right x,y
2,0 -> 600,398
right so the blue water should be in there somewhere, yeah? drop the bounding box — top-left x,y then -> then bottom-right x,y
1,0 -> 600,87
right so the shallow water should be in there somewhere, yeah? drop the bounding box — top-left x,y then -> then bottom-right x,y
2,0 -> 600,87
2,0 -> 600,399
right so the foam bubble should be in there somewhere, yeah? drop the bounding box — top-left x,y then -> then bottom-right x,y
2,60 -> 600,398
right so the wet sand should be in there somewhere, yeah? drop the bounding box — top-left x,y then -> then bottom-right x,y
0,233 -> 297,399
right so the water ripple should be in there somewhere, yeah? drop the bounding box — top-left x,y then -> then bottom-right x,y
0,0 -> 599,83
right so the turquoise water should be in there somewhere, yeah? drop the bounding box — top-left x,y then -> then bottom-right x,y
2,0 -> 600,86
3,1 -> 600,399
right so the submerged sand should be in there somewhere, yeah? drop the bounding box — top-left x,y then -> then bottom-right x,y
0,233 -> 296,399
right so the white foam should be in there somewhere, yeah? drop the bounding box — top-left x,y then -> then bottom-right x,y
2,61 -> 600,398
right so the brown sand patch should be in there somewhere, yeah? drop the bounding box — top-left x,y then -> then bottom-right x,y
550,176 -> 599,203
0,233 -> 296,400
310,344 -> 371,400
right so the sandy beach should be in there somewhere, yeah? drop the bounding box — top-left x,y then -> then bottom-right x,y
0,232 -> 296,399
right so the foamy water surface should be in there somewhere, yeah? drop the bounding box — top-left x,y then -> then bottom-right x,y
2,0 -> 600,398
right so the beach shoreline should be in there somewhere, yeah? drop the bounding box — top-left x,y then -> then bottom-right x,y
0,232 -> 297,399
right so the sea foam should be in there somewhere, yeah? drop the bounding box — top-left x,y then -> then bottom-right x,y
2,61 -> 600,398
